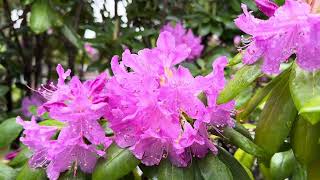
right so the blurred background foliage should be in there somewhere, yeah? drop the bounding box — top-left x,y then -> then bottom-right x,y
0,0 -> 259,121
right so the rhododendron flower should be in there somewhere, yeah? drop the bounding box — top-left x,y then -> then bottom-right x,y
106,31 -> 234,167
84,43 -> 99,61
17,65 -> 111,180
161,22 -> 203,60
254,0 -> 278,17
21,93 -> 45,117
235,0 -> 320,74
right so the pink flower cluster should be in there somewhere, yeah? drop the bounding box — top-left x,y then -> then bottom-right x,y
106,31 -> 234,167
17,65 -> 112,180
236,0 -> 320,74
161,22 -> 204,60
17,31 -> 234,179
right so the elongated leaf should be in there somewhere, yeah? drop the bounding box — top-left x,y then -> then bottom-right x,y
217,147 -> 252,180
234,122 -> 252,140
228,53 -> 243,66
92,144 -> 140,180
291,117 -> 320,166
29,0 -> 52,34
0,118 -> 23,148
255,73 -> 297,158
197,153 -> 232,180
223,127 -> 267,159
308,160 -> 320,180
0,162 -> 17,180
289,65 -> 320,124
237,68 -> 290,120
16,163 -> 46,180
270,149 -> 297,180
217,64 -> 261,104
61,25 -> 83,49
292,163 -> 307,180
158,159 -> 195,180
8,148 -> 32,168
234,148 -> 254,169
299,96 -> 320,114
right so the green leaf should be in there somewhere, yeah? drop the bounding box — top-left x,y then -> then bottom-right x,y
139,164 -> 158,179
0,162 -> 17,180
92,144 -> 140,180
38,119 -> 65,129
0,118 -> 23,148
223,127 -> 267,159
292,163 -> 307,180
217,147 -> 253,180
234,148 -> 255,169
228,53 -> 243,67
299,96 -> 320,114
234,122 -> 252,140
61,25 -> 83,49
255,73 -> 297,158
289,65 -> 320,124
8,148 -> 32,168
308,160 -> 320,180
237,68 -> 291,120
270,149 -> 297,180
16,163 -> 46,180
291,117 -> 320,166
0,85 -> 9,96
197,153 -> 233,180
217,64 -> 261,104
29,0 -> 52,34
158,159 -> 195,180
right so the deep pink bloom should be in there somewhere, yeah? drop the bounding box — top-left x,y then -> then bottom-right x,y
106,32 -> 234,167
161,22 -> 203,60
235,0 -> 320,74
254,0 -> 278,17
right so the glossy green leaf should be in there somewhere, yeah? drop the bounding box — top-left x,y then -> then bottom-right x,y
92,144 -> 140,180
217,147 -> 252,180
289,65 -> 320,124
299,96 -> 320,114
197,153 -> 233,180
223,127 -> 267,159
234,122 -> 252,140
237,68 -> 291,120
0,162 -> 17,180
158,159 -> 195,180
255,73 -> 297,158
234,148 -> 254,169
270,149 -> 297,180
217,63 -> 261,104
16,163 -> 46,180
29,0 -> 52,34
0,118 -> 23,148
38,119 -> 65,129
8,148 -> 32,168
291,117 -> 320,166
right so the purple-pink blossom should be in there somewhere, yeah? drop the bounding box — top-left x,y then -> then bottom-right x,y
17,65 -> 111,180
161,22 -> 204,60
254,0 -> 278,17
235,0 -> 320,74
106,31 -> 234,167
